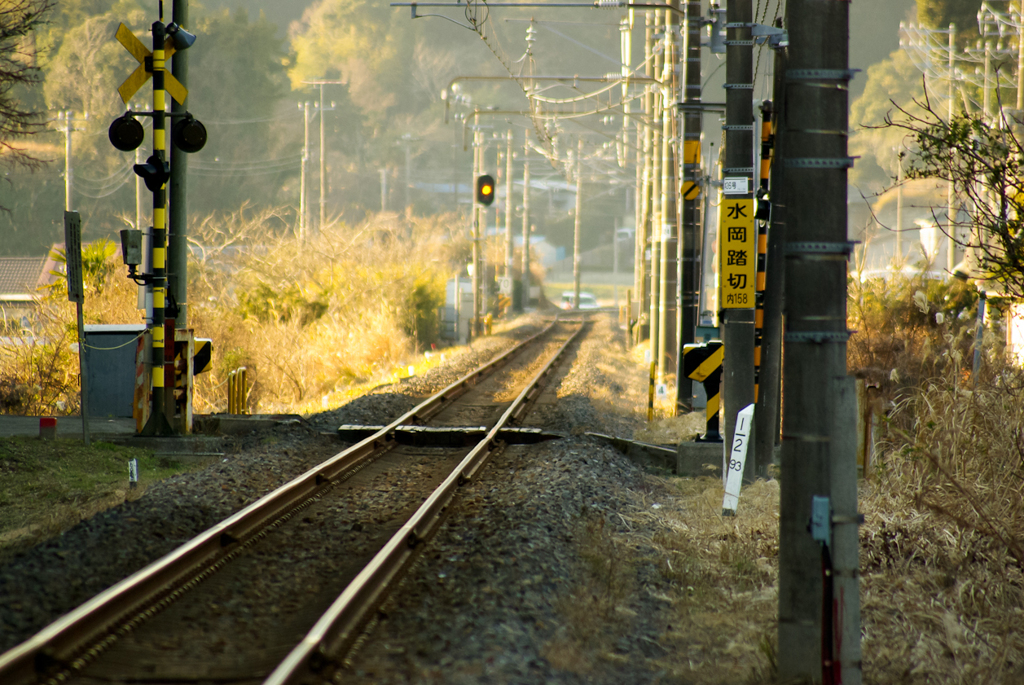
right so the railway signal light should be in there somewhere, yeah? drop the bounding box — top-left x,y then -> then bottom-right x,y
172,115 -> 207,153
476,174 -> 496,206
108,114 -> 144,151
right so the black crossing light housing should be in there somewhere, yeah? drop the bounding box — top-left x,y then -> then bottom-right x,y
173,114 -> 207,153
134,154 -> 171,192
165,22 -> 196,51
108,114 -> 145,151
476,174 -> 496,206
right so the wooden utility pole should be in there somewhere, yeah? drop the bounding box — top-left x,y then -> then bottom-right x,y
722,0 -> 756,470
778,0 -> 861,677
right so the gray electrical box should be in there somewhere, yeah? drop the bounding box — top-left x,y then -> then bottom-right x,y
83,324 -> 146,418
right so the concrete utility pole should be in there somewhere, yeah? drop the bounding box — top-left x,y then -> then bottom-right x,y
573,137 -> 584,309
168,0 -> 189,327
723,0 -> 756,469
676,0 -> 703,414
472,126 -> 484,334
778,0 -> 861,678
657,7 -> 679,385
521,137 -> 531,311
636,10 -> 655,342
649,10 -> 664,363
299,101 -> 311,242
505,128 -> 514,278
58,110 -> 73,211
318,84 -> 335,234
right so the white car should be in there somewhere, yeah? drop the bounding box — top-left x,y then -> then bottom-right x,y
560,291 -> 599,310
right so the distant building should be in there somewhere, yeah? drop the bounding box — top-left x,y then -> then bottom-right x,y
0,254 -> 60,333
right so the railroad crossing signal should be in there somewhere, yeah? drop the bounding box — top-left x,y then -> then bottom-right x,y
115,23 -> 188,104
476,174 -> 496,206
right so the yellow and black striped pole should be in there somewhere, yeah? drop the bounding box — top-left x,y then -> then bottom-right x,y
682,340 -> 723,442
753,104 -> 774,403
141,18 -> 175,436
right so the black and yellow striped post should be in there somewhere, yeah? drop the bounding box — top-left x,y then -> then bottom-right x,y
753,103 -> 774,403
141,19 -> 174,436
682,340 -> 723,442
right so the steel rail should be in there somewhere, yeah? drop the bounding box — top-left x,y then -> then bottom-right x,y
264,322 -> 585,685
0,321 -> 559,685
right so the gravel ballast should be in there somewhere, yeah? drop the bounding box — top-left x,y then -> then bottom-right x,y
0,313 -> 719,683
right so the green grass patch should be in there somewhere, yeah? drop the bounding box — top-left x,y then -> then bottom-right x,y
0,437 -> 209,554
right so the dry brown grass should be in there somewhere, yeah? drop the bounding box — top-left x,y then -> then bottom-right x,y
0,209 -> 469,416
859,361 -> 1024,683
187,209 -> 468,413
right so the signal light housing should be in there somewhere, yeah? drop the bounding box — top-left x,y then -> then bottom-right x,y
172,115 -> 207,153
134,154 -> 171,192
476,174 -> 496,206
108,114 -> 145,152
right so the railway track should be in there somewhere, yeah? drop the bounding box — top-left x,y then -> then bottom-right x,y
0,318 -> 585,685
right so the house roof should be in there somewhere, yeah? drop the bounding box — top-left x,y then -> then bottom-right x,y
0,256 -> 51,297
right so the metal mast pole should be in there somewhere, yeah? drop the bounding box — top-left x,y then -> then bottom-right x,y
168,0 -> 189,327
637,10 -> 655,341
778,0 -> 860,677
723,0 -> 756,465
505,128 -> 514,277
141,17 -> 174,436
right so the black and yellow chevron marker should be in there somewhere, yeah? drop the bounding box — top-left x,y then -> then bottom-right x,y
683,341 -> 723,442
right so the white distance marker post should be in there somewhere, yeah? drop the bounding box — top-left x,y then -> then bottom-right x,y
128,458 -> 139,490
722,403 -> 755,516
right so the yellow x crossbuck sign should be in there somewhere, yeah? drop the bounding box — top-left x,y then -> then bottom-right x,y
116,23 -> 188,105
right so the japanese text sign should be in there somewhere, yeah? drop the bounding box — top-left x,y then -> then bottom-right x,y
719,198 -> 756,309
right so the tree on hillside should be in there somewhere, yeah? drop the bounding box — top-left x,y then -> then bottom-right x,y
0,0 -> 55,174
886,98 -> 1024,298
917,0 -> 981,34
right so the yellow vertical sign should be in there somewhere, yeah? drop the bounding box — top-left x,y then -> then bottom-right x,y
720,198 -> 756,308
